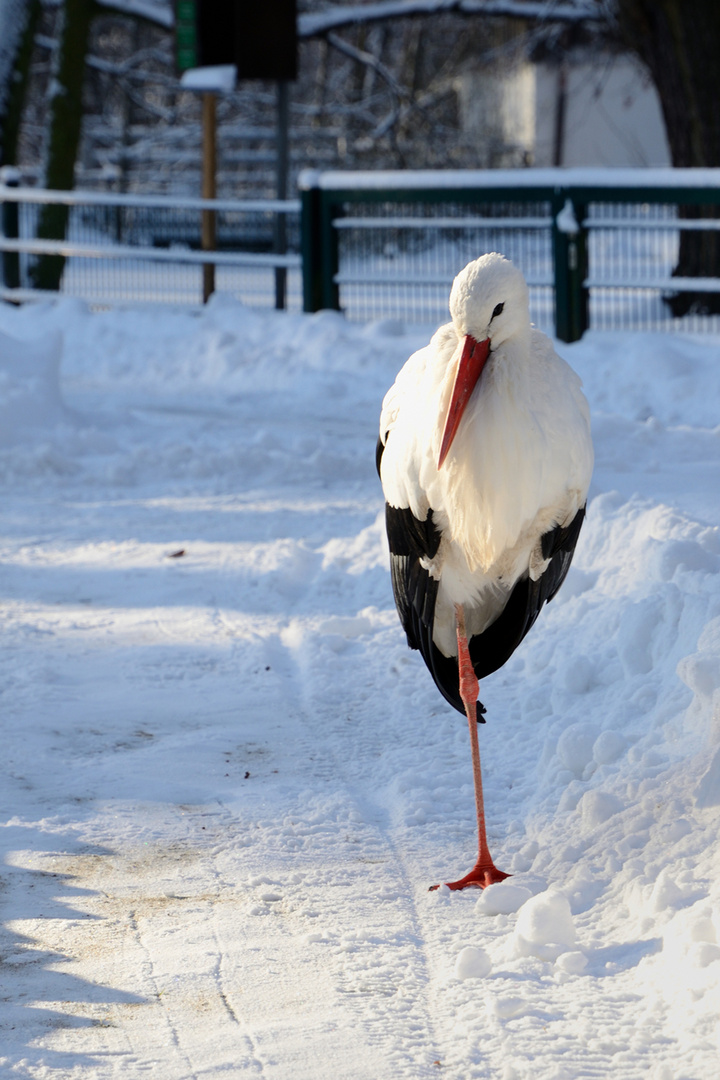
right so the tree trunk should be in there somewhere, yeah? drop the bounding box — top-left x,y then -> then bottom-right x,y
617,0 -> 720,313
30,0 -> 96,292
0,0 -> 42,168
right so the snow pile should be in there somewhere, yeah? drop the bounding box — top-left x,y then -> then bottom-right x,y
0,293 -> 719,1078
512,890 -> 578,961
0,326 -> 67,444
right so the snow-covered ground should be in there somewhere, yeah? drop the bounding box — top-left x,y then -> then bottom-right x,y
0,292 -> 719,1079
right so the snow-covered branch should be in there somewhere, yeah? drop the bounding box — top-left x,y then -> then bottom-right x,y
298,0 -> 602,38
95,0 -> 173,30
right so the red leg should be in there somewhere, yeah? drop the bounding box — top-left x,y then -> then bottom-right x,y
430,605 -> 510,892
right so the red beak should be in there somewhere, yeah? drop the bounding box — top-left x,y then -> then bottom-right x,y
438,334 -> 490,469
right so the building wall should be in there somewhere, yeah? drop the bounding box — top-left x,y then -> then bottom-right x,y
534,55 -> 670,168
454,60 -> 536,169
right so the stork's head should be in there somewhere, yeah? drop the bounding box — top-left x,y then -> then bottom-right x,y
449,252 -> 529,347
438,254 -> 530,469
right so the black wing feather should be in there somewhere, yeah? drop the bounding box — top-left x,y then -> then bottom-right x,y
467,505 -> 586,683
376,435 -> 385,479
384,501 -> 469,714
379,433 -> 586,716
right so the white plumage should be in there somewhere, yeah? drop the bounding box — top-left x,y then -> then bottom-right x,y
379,252 -> 593,659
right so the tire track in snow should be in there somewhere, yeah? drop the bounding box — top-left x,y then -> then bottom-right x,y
263,623 -> 451,1079
29,806 -> 272,1078
125,905 -> 203,1080
124,829 -> 269,1078
125,826 -> 269,1080
204,814 -> 268,1077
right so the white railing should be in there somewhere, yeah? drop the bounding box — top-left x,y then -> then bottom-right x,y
0,185 -> 302,309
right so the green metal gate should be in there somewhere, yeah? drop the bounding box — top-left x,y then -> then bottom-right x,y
300,168 -> 720,342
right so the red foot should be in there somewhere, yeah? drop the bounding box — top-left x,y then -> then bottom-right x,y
429,860 -> 511,892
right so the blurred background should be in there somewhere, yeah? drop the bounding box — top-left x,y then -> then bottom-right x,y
0,0 -> 673,199
1,1 -> 718,328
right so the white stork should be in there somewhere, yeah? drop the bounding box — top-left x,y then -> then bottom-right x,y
377,253 -> 593,890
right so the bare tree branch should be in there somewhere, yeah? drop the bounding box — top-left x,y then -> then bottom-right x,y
326,31 -> 405,100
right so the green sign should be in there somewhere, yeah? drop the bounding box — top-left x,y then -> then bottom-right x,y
175,0 -> 198,72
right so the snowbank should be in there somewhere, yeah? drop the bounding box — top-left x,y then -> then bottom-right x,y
0,294 -> 719,1077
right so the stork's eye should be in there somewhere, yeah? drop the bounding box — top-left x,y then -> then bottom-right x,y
491,302 -> 504,320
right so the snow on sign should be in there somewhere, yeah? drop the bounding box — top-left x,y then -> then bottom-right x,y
175,0 -> 298,81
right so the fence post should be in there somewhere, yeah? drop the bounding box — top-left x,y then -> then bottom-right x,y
320,194 -> 341,311
0,167 -> 21,292
301,175 -> 322,312
274,80 -> 290,310
552,192 -> 588,342
201,92 -> 217,304
301,175 -> 340,312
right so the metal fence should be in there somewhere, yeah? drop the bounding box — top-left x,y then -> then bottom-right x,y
4,170 -> 720,339
585,201 -> 720,332
0,185 -> 303,310
329,199 -> 554,329
299,168 -> 720,340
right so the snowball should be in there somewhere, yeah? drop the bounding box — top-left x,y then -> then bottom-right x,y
513,890 -> 577,961
555,950 -> 588,975
560,654 -> 595,694
556,724 -> 599,776
650,869 -> 683,913
454,945 -> 492,979
475,882 -> 532,915
593,730 -> 628,766
579,789 -> 624,827
490,995 -> 528,1019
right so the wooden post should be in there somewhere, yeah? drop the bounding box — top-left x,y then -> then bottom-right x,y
202,91 -> 216,303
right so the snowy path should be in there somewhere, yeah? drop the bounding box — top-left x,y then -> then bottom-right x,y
1,300 -> 720,1078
